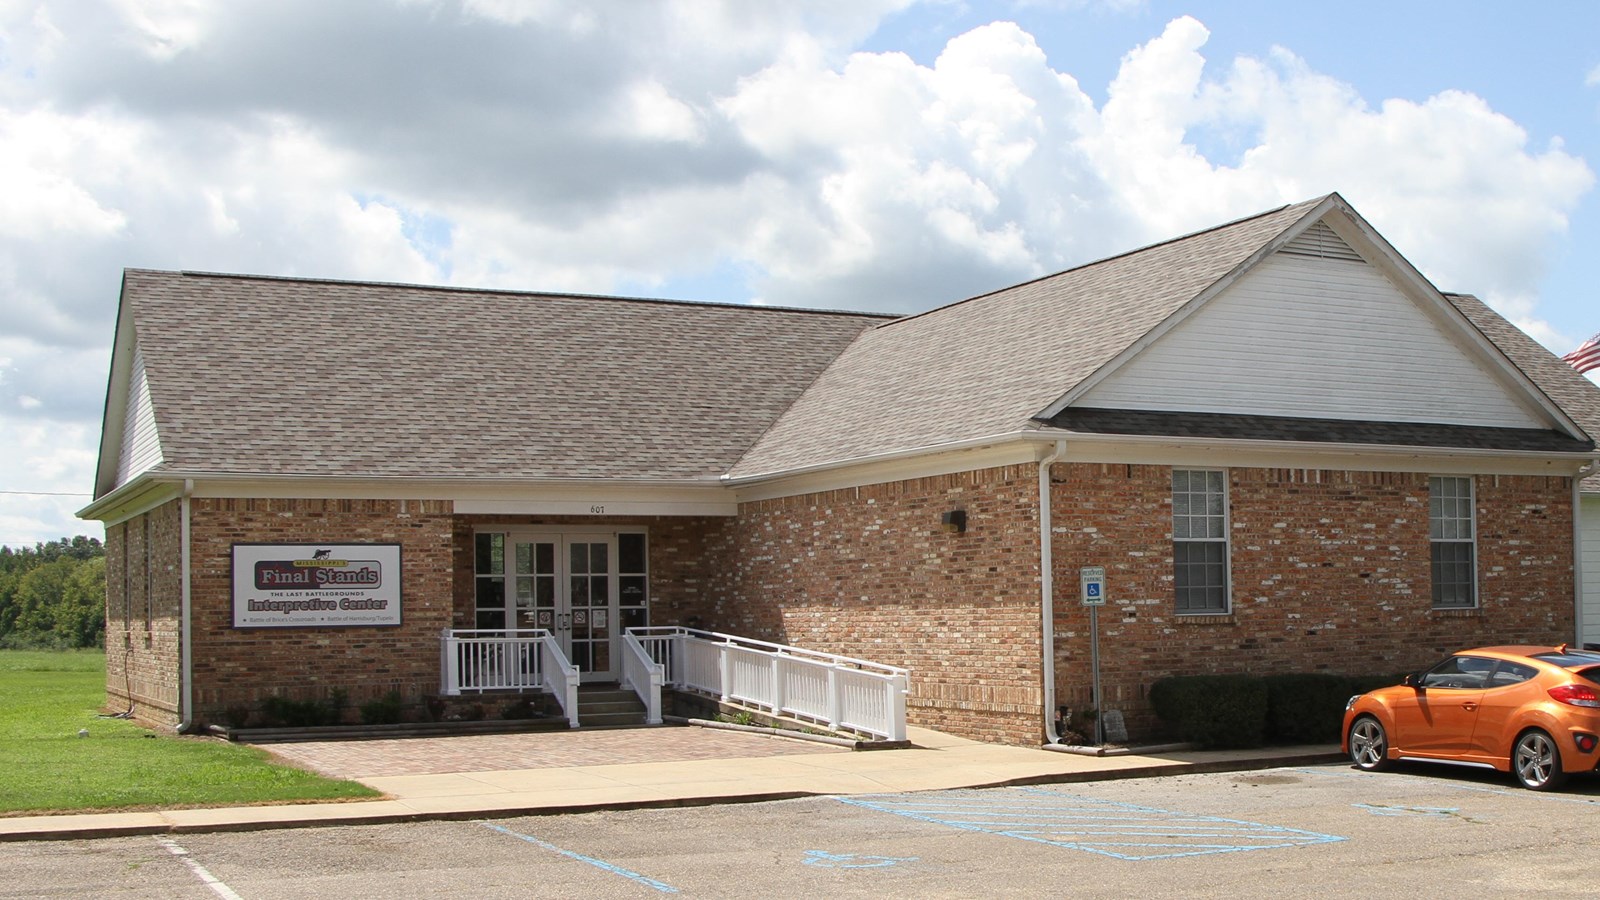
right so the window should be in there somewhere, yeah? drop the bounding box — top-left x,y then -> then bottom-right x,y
1173,469 -> 1229,613
474,532 -> 507,629
1420,654 -> 1492,689
1429,476 -> 1475,608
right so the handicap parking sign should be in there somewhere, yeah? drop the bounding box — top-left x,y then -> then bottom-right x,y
1080,566 -> 1106,606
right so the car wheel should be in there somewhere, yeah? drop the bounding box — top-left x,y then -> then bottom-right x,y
1512,729 -> 1569,791
1348,716 -> 1390,771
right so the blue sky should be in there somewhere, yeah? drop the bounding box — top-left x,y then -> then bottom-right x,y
0,1 -> 1597,546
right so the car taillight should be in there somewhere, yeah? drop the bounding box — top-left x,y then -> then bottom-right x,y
1548,683 -> 1600,708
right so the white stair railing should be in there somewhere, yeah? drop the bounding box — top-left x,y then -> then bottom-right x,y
440,629 -> 579,728
626,626 -> 909,742
619,632 -> 664,725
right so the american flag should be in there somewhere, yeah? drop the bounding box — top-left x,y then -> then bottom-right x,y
1564,331 -> 1600,375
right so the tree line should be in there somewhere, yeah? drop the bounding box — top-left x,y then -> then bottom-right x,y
0,536 -> 106,650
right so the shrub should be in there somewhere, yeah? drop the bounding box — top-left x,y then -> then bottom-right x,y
360,691 -> 405,725
1149,674 -> 1268,749
1263,673 -> 1354,744
500,697 -> 540,720
259,689 -> 346,727
1347,672 -> 1408,694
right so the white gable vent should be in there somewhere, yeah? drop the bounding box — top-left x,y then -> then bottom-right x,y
1280,221 -> 1363,262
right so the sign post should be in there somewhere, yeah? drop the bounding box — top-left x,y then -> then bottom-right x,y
1080,566 -> 1106,745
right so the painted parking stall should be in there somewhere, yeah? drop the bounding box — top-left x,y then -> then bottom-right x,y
837,787 -> 1345,861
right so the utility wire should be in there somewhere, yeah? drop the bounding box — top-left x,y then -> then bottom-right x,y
0,489 -> 93,496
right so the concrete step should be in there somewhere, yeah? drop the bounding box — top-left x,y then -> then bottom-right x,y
577,685 -> 647,726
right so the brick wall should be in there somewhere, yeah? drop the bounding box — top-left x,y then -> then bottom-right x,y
707,466 -> 1046,745
103,500 -> 183,726
187,498 -> 454,725
1049,465 -> 1576,740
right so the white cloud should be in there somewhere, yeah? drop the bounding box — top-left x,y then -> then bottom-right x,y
0,2 -> 1594,543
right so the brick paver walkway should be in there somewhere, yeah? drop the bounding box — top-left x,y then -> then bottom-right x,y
260,726 -> 847,779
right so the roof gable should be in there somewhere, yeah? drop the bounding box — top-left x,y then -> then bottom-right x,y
1071,235 -> 1549,428
1047,197 -> 1584,441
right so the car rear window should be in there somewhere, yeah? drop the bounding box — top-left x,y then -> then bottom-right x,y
1532,651 -> 1600,668
1487,661 -> 1539,688
1576,666 -> 1600,687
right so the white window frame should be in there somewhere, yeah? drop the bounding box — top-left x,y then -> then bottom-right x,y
1429,475 -> 1477,609
1172,468 -> 1231,615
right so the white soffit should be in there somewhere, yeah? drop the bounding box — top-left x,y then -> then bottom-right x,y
1076,223 -> 1548,429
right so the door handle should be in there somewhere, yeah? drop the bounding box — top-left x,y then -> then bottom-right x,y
1462,702 -> 1478,711
558,613 -> 571,632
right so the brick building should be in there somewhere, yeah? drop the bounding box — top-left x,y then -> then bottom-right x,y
81,194 -> 1600,746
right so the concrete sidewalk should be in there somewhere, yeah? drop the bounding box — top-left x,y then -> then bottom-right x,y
0,727 -> 1343,842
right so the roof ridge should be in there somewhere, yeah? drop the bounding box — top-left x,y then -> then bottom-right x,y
872,195 -> 1329,330
124,268 -> 898,321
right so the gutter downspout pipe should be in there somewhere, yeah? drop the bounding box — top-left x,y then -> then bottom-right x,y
1577,463 -> 1596,649
1039,440 -> 1067,743
177,478 -> 197,734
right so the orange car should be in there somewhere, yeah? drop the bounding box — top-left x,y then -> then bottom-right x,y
1343,645 -> 1600,790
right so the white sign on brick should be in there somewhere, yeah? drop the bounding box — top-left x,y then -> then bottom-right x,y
232,543 -> 402,628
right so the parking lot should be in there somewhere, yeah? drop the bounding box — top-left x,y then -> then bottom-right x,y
7,761 -> 1599,898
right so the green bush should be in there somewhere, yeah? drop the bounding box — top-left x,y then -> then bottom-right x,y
1263,673 -> 1353,744
1149,674 -> 1267,749
360,691 -> 405,725
260,689 -> 346,727
1346,672 -> 1407,694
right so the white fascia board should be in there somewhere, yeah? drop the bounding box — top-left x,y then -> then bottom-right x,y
92,278 -> 137,499
149,472 -> 738,516
1035,197 -> 1341,422
76,475 -> 181,528
1026,430 -> 1595,477
728,433 -> 1043,502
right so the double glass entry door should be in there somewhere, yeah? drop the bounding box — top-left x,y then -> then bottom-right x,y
473,531 -> 649,682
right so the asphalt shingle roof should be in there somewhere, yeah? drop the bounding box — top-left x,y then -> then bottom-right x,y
1043,407 -> 1593,453
121,270 -> 889,482
727,197 -> 1326,477
111,197 -> 1600,493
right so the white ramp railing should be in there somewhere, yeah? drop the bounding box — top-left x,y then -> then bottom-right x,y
627,626 -> 909,742
440,629 -> 580,728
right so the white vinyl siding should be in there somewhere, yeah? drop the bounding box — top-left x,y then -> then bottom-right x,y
1582,493 -> 1600,648
115,343 -> 164,488
1079,250 -> 1545,428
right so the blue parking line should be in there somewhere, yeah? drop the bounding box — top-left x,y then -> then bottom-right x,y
836,788 -> 1345,861
479,821 -> 679,893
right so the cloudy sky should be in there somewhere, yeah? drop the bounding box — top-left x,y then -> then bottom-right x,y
2,0 -> 1598,546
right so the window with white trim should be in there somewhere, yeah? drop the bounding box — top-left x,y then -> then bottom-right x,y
1429,475 -> 1476,608
1173,469 -> 1229,613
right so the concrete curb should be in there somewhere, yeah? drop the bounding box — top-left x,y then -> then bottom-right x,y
0,748 -> 1347,843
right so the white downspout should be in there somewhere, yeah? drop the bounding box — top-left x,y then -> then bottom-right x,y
1039,440 -> 1066,743
177,478 -> 196,733
1577,463 -> 1596,648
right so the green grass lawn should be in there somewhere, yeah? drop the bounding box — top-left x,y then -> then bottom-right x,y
0,650 -> 379,815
